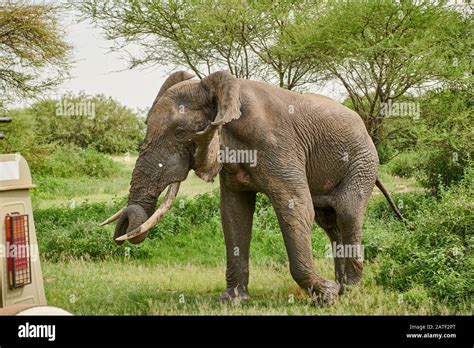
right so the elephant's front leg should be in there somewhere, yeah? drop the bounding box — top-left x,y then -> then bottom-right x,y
270,186 -> 340,306
219,177 -> 256,302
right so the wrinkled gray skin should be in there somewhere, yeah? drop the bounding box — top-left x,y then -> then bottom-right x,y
114,70 -> 399,306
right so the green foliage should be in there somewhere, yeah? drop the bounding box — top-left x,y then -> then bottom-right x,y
77,0 -> 320,88
31,92 -> 145,154
415,88 -> 473,191
0,2 -> 71,103
369,173 -> 473,307
0,93 -> 143,185
0,93 -> 144,161
374,87 -> 472,190
385,152 -> 420,179
287,1 -> 471,144
35,197 -> 154,262
0,107 -> 56,166
32,144 -> 122,179
34,192 -> 221,263
34,191 -> 299,266
0,108 -> 122,179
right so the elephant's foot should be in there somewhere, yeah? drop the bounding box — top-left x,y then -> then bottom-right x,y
219,285 -> 250,303
344,258 -> 363,285
309,280 -> 340,307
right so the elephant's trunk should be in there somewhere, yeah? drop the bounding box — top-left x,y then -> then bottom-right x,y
113,204 -> 149,245
101,182 -> 180,245
115,182 -> 180,243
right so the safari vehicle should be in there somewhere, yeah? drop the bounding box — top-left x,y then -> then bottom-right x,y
0,115 -> 68,315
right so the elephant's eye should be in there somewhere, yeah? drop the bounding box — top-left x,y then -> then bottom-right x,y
174,127 -> 187,139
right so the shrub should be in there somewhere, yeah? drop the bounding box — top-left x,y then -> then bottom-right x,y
1,114 -> 124,181
35,190 -> 284,264
417,151 -> 471,194
415,88 -> 473,191
372,171 -> 473,307
34,197 -> 151,262
31,92 -> 145,154
376,116 -> 423,165
35,193 -> 224,262
386,152 -> 419,179
31,144 -> 122,178
373,88 -> 471,190
0,107 -> 57,166
0,93 -> 145,158
147,192 -> 221,240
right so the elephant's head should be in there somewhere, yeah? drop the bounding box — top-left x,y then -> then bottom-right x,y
100,70 -> 241,244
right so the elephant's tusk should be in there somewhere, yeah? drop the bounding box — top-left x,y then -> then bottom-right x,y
115,182 -> 180,242
99,208 -> 124,227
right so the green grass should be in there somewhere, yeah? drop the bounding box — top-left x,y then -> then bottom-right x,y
377,164 -> 424,194
32,175 -> 130,209
42,260 -> 456,315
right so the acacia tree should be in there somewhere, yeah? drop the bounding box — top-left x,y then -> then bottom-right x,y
0,1 -> 71,104
77,0 -> 322,89
286,0 -> 472,144
238,0 -> 322,89
77,0 -> 470,142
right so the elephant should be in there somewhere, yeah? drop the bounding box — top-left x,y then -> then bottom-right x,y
101,70 -> 403,306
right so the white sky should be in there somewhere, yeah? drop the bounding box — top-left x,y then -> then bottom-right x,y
53,13 -> 168,112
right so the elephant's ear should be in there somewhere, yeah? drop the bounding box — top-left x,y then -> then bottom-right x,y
193,71 -> 241,182
146,71 -> 195,124
201,71 -> 241,126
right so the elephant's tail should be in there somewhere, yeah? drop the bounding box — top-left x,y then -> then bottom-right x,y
375,178 -> 405,221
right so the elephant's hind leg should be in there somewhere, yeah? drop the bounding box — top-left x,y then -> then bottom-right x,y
269,185 -> 340,306
314,207 -> 345,293
332,189 -> 371,286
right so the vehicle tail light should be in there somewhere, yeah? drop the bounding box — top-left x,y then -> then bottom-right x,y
5,213 -> 32,288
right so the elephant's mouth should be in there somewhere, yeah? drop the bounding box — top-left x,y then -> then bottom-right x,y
100,182 -> 181,245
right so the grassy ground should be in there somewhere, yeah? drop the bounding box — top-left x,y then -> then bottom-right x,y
377,168 -> 423,194
33,155 -> 468,315
42,260 -> 454,315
